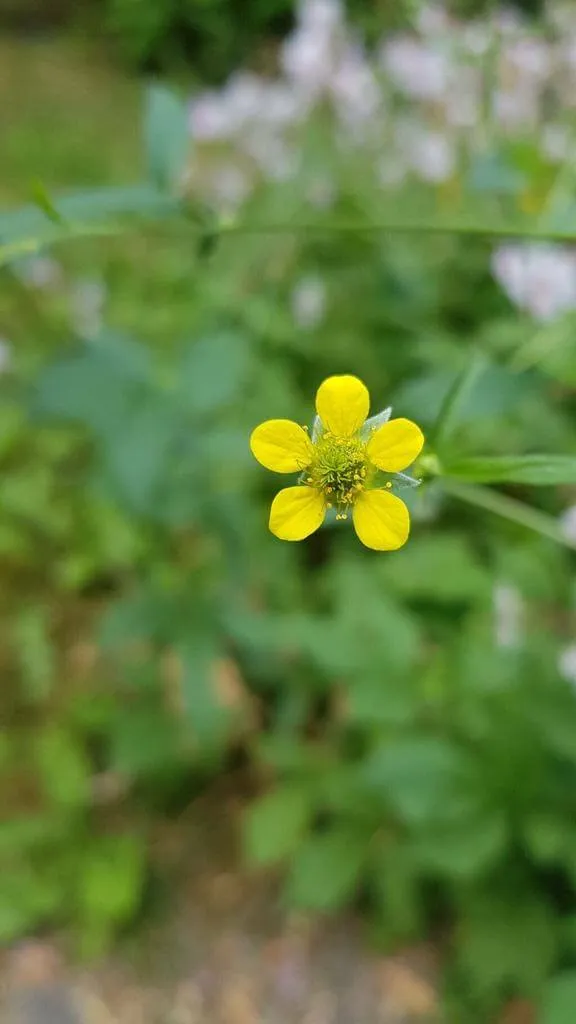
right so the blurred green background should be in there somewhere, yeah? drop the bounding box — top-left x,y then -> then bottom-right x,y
2,0 -> 576,1020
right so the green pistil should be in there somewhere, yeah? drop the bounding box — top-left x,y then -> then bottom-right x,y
306,433 -> 369,518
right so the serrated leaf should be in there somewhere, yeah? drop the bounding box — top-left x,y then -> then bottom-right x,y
444,454 -> 576,486
145,84 -> 190,192
244,784 -> 313,866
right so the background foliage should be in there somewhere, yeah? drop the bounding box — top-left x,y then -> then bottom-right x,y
2,1 -> 576,1021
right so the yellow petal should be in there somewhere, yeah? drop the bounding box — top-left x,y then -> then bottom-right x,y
269,486 -> 325,541
352,489 -> 410,551
366,418 -> 424,472
315,375 -> 369,437
250,419 -> 313,473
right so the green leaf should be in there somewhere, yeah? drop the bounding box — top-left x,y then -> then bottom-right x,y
0,184 -> 180,267
286,827 -> 366,911
33,333 -> 151,438
77,834 -> 145,926
145,84 -> 190,192
110,702 -> 182,777
179,331 -> 251,416
36,727 -> 91,807
460,892 -> 557,997
12,606 -> 54,703
103,396 -> 180,512
244,784 -> 313,866
383,533 -> 489,602
412,810 -> 507,878
431,351 -> 487,449
30,178 -> 65,224
445,454 -> 576,485
538,972 -> 576,1024
443,480 -> 576,550
177,637 -> 227,746
365,737 -> 473,825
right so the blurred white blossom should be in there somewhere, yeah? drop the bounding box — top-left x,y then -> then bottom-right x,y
559,644 -> 576,684
491,243 -> 576,322
380,38 -> 450,101
0,338 -> 12,374
407,127 -> 455,183
493,583 -> 524,649
15,255 -> 62,290
71,278 -> 107,340
291,275 -> 327,330
560,505 -> 576,544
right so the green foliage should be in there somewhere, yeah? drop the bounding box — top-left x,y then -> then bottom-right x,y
2,54 -> 576,1023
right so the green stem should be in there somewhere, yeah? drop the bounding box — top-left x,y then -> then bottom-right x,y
442,479 -> 576,550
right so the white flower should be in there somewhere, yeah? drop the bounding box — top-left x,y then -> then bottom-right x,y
541,123 -> 571,163
298,0 -> 343,32
188,90 -> 235,141
415,3 -> 451,37
560,505 -> 576,544
407,128 -> 455,183
493,86 -> 539,131
15,255 -> 62,290
71,278 -> 106,340
330,46 -> 382,127
280,27 -> 335,97
291,275 -> 327,329
493,583 -> 524,649
491,243 -> 576,322
380,37 -> 451,101
559,644 -> 576,684
504,38 -> 551,81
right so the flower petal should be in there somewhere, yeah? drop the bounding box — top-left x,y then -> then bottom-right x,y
269,486 -> 325,541
352,489 -> 410,551
366,418 -> 424,472
315,375 -> 369,437
250,419 -> 313,473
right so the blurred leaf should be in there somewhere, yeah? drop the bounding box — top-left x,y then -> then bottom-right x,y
12,606 -> 54,703
432,351 -> 487,450
383,533 -> 489,602
110,702 -> 182,777
538,973 -> 576,1024
412,810 -> 507,878
30,178 -> 65,224
459,892 -> 557,997
179,331 -> 251,416
177,637 -> 227,746
445,454 -> 576,485
103,396 -> 180,511
396,365 -> 532,428
365,737 -> 474,825
77,834 -> 145,927
0,184 -> 180,267
286,827 -> 366,911
370,843 -> 422,942
33,333 -> 151,438
36,727 -> 91,807
244,783 -> 313,866
145,84 -> 190,192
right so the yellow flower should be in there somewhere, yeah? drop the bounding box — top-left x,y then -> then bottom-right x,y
250,375 -> 424,551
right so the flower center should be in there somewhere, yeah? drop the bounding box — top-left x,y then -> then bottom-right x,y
306,433 -> 368,518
